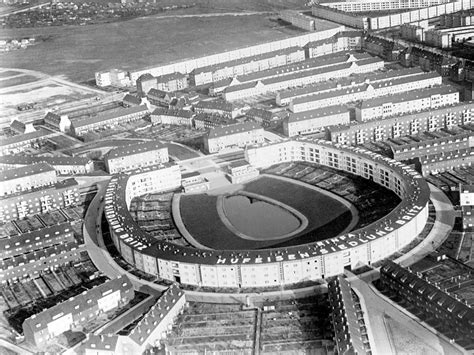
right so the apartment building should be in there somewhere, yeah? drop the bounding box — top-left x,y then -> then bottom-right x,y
44,112 -> 71,133
317,0 -> 451,13
193,113 -> 237,130
204,122 -> 264,153
305,31 -> 363,58
105,141 -> 169,174
417,147 -> 473,176
460,184 -> 474,230
328,102 -> 474,145
71,105 -> 149,137
0,179 -> 80,222
190,46 -> 306,86
150,108 -> 194,127
0,155 -> 94,175
290,71 -> 442,113
283,105 -> 350,137
0,163 -> 57,197
0,129 -> 53,156
23,275 -> 134,346
193,100 -> 239,119
355,85 -> 459,122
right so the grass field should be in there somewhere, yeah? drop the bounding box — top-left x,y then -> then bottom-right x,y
0,7 -> 313,83
179,176 -> 351,250
0,74 -> 38,88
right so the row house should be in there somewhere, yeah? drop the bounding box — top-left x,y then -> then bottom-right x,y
224,57 -> 384,102
277,67 -> 425,106
390,131 -> 473,161
380,260 -> 474,350
190,46 -> 306,86
290,71 -> 442,113
283,105 -> 351,137
305,31 -> 363,58
193,113 -> 237,130
246,108 -> 280,127
0,129 -> 52,156
70,105 -> 149,137
0,155 -> 94,175
150,108 -> 194,127
44,112 -> 71,133
0,241 -> 84,283
193,100 -> 240,119
0,222 -> 75,260
417,147 -> 473,176
355,85 -> 459,122
204,122 -> 265,153
328,101 -> 474,146
23,275 -> 134,346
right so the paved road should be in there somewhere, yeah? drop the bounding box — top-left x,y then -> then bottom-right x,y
150,11 -> 273,19
0,338 -> 34,355
0,1 -> 49,18
395,183 -> 456,267
350,277 -> 466,355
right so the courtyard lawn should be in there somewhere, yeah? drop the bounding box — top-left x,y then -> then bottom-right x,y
178,176 -> 352,250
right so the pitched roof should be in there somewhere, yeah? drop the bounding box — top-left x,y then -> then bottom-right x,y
208,122 -> 262,138
156,72 -> 186,83
0,162 -> 55,182
191,46 -> 303,75
106,140 -> 167,160
359,85 -> 459,110
0,155 -> 91,166
287,105 -> 349,123
194,100 -> 234,112
44,112 -> 61,124
123,94 -> 142,105
73,105 -> 148,128
151,107 -> 194,118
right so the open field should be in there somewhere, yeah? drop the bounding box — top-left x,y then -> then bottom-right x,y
0,10 -> 313,83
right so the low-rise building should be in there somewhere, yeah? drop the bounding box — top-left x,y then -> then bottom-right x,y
0,178 -> 80,222
390,132 -> 473,161
0,241 -> 85,283
79,284 -> 185,355
277,67 -> 425,106
279,10 -> 316,31
328,276 -> 371,355
136,73 -> 157,97
328,101 -> 474,145
10,120 -> 35,135
226,160 -> 260,184
246,108 -> 279,127
44,112 -> 71,133
181,172 -> 210,193
150,108 -> 194,127
193,113 -> 237,130
156,72 -> 188,92
194,100 -> 239,119
290,71 -> 442,113
416,147 -> 473,176
190,46 -> 306,86
146,89 -> 174,107
95,69 -> 131,88
224,57 -> 384,102
284,105 -> 350,137
204,122 -> 264,153
305,31 -> 363,58
105,141 -> 169,174
0,155 -> 94,175
0,129 -> 52,156
122,94 -> 142,107
0,222 -> 75,260
0,163 -> 57,197
71,105 -> 149,137
355,85 -> 460,122
460,184 -> 474,231
380,260 -> 474,350
23,275 -> 134,347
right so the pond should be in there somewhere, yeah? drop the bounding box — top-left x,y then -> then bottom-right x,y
222,194 -> 301,240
